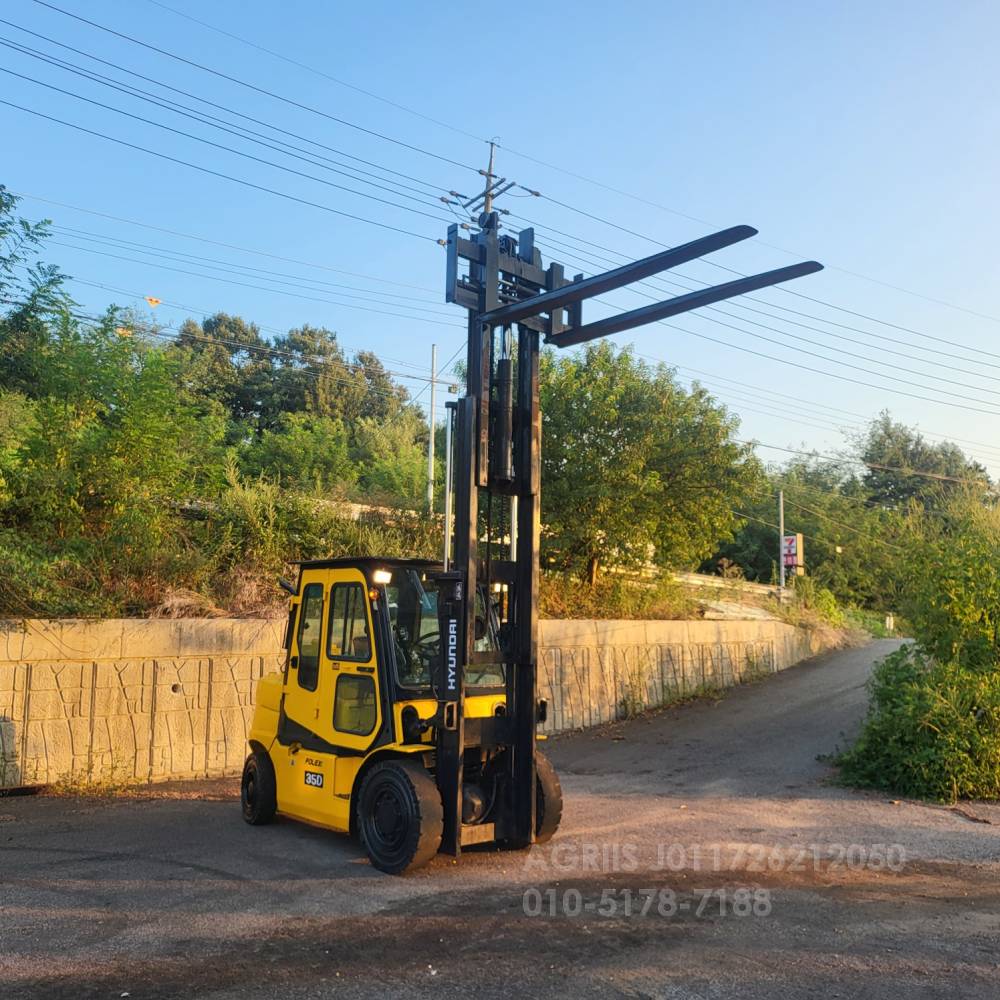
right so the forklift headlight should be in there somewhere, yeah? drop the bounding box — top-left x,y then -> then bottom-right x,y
372,569 -> 392,585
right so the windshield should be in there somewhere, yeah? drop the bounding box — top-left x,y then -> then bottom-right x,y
384,568 -> 504,690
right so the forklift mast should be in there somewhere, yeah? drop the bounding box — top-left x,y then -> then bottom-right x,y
435,212 -> 822,855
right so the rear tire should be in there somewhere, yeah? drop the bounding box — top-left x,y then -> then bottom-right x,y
534,750 -> 563,844
357,760 -> 443,874
241,750 -> 277,825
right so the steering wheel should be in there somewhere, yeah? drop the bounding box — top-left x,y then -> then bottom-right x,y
412,630 -> 440,668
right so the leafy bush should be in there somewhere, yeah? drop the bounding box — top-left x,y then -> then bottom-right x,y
838,645 -> 1000,801
904,499 -> 1000,672
240,413 -> 355,492
773,575 -> 847,630
842,606 -> 905,639
838,498 -> 1000,801
540,573 -> 700,620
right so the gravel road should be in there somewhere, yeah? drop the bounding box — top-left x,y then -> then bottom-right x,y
2,639 -> 998,999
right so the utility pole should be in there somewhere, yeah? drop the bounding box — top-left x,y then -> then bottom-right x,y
443,401 -> 456,569
483,141 -> 497,214
427,343 -> 437,512
778,489 -> 786,590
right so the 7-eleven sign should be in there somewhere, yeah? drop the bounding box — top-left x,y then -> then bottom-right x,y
783,534 -> 804,573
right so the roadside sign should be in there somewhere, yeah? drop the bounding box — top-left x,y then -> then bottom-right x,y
782,535 -> 797,565
783,534 -> 805,574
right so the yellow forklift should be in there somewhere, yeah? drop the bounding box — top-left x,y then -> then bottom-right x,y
241,212 -> 821,873
242,556 -> 562,872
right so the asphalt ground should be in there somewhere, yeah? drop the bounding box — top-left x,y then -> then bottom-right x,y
2,638 -> 999,999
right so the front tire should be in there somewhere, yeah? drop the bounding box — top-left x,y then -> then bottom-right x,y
534,750 -> 563,844
357,760 -> 443,874
241,750 -> 277,825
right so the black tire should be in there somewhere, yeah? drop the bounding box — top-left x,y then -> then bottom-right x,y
241,750 -> 277,826
534,750 -> 563,844
357,760 -> 443,875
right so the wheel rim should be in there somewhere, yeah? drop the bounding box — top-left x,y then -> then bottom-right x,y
370,786 -> 407,851
243,768 -> 256,810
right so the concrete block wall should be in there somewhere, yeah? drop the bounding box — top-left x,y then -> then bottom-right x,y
0,619 -> 284,788
0,616 -> 838,788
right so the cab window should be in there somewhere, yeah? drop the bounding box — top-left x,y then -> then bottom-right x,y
327,583 -> 372,662
385,568 -> 503,689
333,674 -> 377,735
296,583 -> 324,691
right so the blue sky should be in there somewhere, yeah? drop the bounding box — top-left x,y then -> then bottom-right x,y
3,0 -> 999,475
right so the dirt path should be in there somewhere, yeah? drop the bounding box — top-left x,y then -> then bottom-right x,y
2,639 -> 999,998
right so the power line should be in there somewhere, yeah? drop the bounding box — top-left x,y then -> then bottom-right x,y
11,190 -> 440,293
707,385 -> 1000,470
528,237 -> 1000,417
525,224 -> 1000,374
744,441 -> 995,487
671,362 -> 1000,463
671,365 -> 1000,472
774,477 -> 988,526
29,3 -> 997,359
29,205 -> 1000,459
507,179 -> 1000,331
411,341 -> 467,406
0,16 -> 455,197
728,508 -> 822,545
0,65 -> 456,228
50,227 -> 451,311
0,98 -> 440,243
780,496 -> 906,551
63,0 -> 999,331
150,323 -> 454,391
776,479 -> 906,514
141,0 -> 487,145
690,385 -> 857,437
44,237 -> 465,328
3,294 -> 455,397
514,206 -> 1000,361
665,304 -> 1000,408
29,0 -> 480,174
0,29 -> 454,208
678,293 -> 1000,395
59,275 -> 445,375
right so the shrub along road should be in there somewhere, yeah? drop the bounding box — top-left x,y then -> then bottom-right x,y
2,639 -> 999,998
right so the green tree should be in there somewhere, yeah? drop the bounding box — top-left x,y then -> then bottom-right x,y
1,312 -> 229,612
856,413 -> 991,509
0,186 -> 72,394
268,323 -> 351,422
241,412 -> 355,492
540,342 -> 765,583
351,411 -> 428,507
905,496 -> 1000,671
171,313 -> 273,431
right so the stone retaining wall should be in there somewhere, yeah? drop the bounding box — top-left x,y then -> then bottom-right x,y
0,617 -> 838,788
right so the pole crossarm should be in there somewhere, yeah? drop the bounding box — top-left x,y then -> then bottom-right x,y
479,224 -> 758,328
546,260 -> 824,348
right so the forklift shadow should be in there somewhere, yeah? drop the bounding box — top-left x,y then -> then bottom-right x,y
268,815 -> 372,873
266,815 -> 514,877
